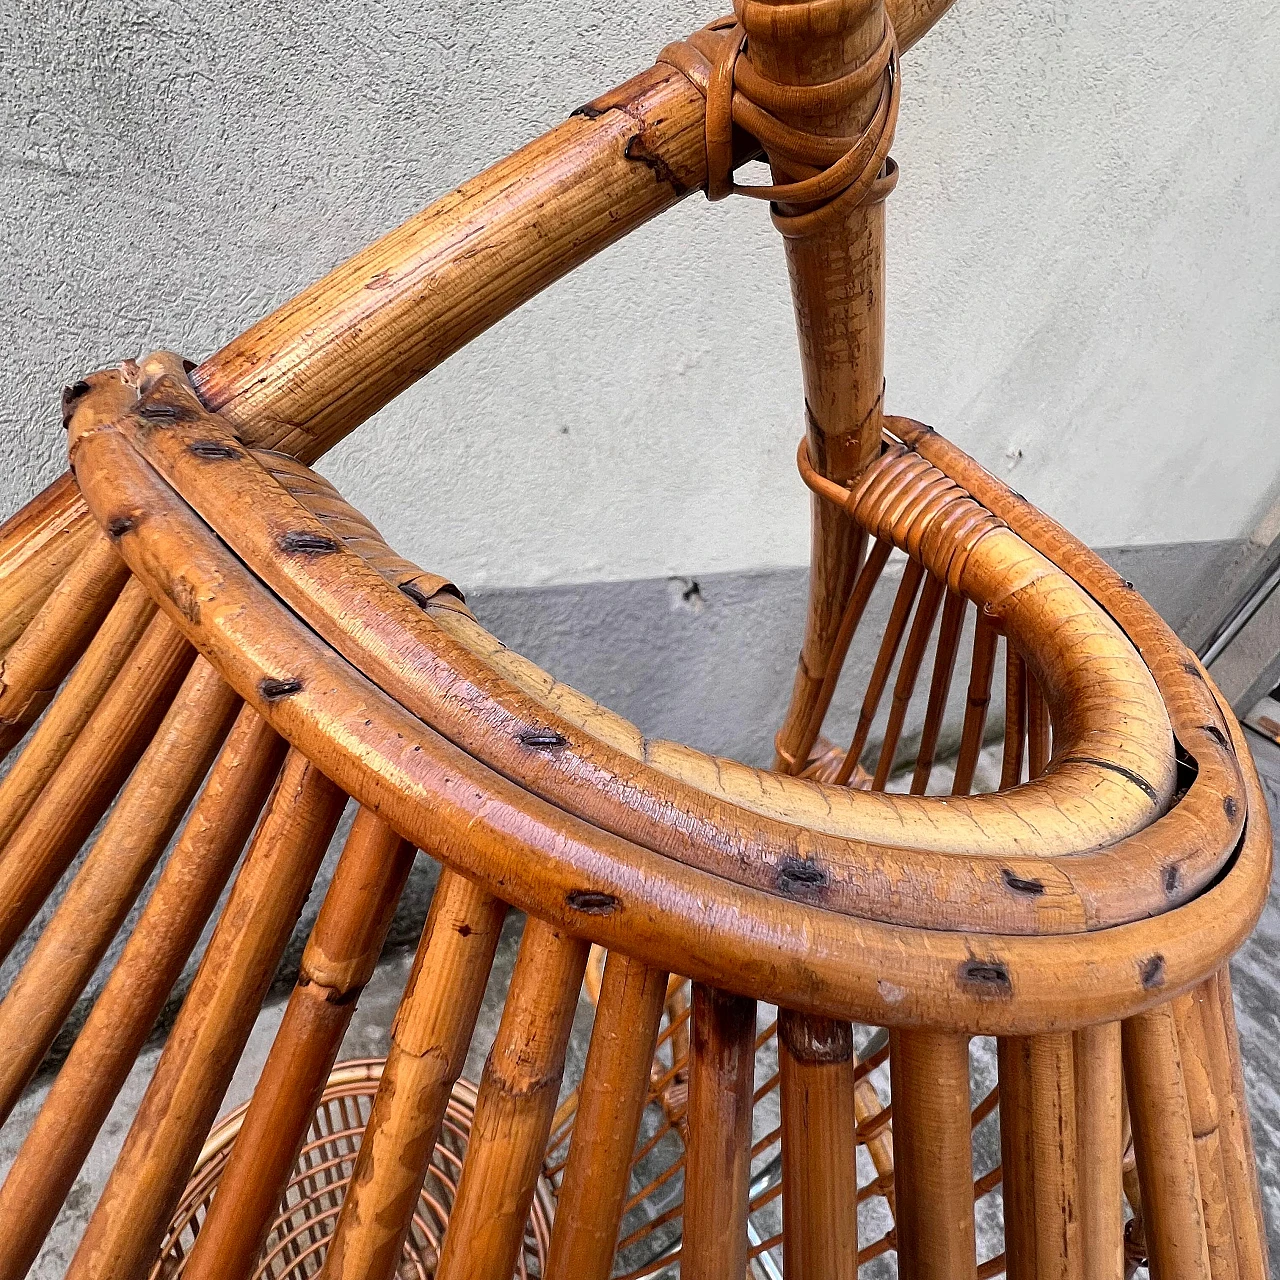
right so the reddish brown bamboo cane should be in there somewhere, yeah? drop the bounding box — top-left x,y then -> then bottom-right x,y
65,750 -> 346,1280
1073,1022 -> 1125,1280
0,707 -> 285,1280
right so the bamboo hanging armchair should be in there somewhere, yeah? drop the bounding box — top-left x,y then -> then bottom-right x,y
0,0 -> 1271,1278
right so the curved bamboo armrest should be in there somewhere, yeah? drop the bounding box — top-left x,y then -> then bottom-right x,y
64,361 -> 1270,1035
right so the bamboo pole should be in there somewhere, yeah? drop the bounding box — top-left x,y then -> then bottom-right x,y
911,590 -> 966,793
1122,1005 -> 1213,1280
0,656 -> 240,1123
1000,647 -> 1028,790
1073,1022 -> 1124,1280
0,530 -> 129,758
434,918 -> 589,1280
778,1011 -> 860,1280
682,984 -> 756,1280
179,807 -> 415,1280
952,613 -> 998,795
0,575 -> 155,850
998,1033 -> 1082,1280
0,707 -> 285,1280
65,750 -> 346,1280
545,952 -> 668,1280
891,1029 -> 977,1280
0,610 -> 194,962
321,871 -> 507,1280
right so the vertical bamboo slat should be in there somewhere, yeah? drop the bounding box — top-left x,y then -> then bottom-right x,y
0,657 -> 240,1122
178,808 -> 415,1280
778,1011 -> 860,1280
0,611 -> 193,962
682,984 -> 756,1280
1072,1022 -> 1124,1280
952,613 -> 998,795
0,531 -> 130,757
1000,647 -> 1028,790
0,576 -> 156,850
322,871 -> 507,1280
1122,1005 -> 1213,1280
545,952 -> 668,1280
0,708 -> 285,1280
434,918 -> 589,1280
890,1029 -> 977,1280
1027,674 -> 1051,780
911,590 -> 966,793
998,1034 -> 1082,1280
65,750 -> 346,1280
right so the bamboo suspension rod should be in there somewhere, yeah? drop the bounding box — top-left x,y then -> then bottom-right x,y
545,952 -> 668,1280
321,871 -> 507,1280
179,807 -> 415,1280
65,750 -> 346,1280
1072,1023 -> 1124,1280
778,1011 -> 860,1280
682,984 -> 757,1280
0,610 -> 194,963
0,707 -> 285,1280
0,656 -> 240,1123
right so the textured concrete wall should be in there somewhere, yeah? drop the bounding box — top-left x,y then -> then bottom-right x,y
2,0 -> 1278,593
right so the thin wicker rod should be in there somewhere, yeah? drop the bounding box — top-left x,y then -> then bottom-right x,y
778,1011 -> 860,1280
890,1029 -> 977,1279
0,708 -> 284,1280
1073,1023 -> 1124,1280
998,1033 -> 1082,1280
435,918 -> 589,1280
65,750 -> 346,1280
775,524 -> 869,774
834,558 -> 926,785
0,531 -> 129,758
545,952 -> 668,1280
787,535 -> 892,774
681,985 -> 756,1280
1027,671 -> 1051,780
0,657 -> 239,1123
1000,645 -> 1028,791
0,610 -> 194,963
910,590 -> 966,794
322,872 -> 507,1280
872,572 -> 946,790
1200,970 -> 1270,1279
951,611 -> 999,796
1171,991 -> 1241,1280
853,1075 -> 895,1215
0,473 -> 96,657
0,575 -> 156,850
1122,1004 -> 1213,1280
179,808 -> 415,1280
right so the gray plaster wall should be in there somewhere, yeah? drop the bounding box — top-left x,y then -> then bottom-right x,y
2,0 -> 1279,593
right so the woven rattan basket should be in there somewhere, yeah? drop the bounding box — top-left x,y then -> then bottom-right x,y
151,1061 -> 555,1279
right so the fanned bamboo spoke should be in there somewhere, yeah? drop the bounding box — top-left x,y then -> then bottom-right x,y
910,590 -> 966,795
890,1029 -> 977,1280
435,918 -> 588,1280
1027,671 -> 1051,780
1000,644 -> 1028,791
0,707 -> 285,1280
872,572 -> 946,789
322,872 -> 507,1280
681,984 -> 756,1280
0,531 -> 130,759
179,807 -> 415,1280
834,558 -> 926,786
778,1011 -> 860,1280
65,750 -> 346,1280
0,656 -> 240,1124
951,610 -> 998,796
546,952 -> 668,1280
0,575 -> 156,851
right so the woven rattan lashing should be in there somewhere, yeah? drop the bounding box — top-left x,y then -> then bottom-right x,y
0,0 -> 1269,1277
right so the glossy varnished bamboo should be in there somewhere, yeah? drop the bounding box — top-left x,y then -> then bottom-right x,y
0,708 -> 285,1280
65,750 -> 345,1280
890,1029 -> 977,1280
545,951 -> 668,1280
179,807 -> 414,1280
778,1011 -> 860,1280
682,984 -> 756,1280
321,872 -> 506,1280
1072,1022 -> 1124,1280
